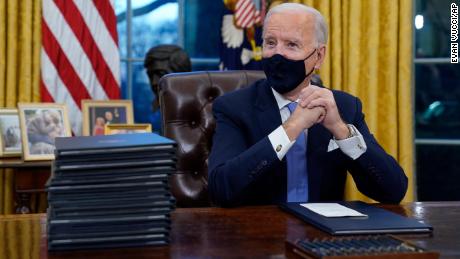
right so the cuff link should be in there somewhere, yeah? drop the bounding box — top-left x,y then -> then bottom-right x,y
276,144 -> 282,152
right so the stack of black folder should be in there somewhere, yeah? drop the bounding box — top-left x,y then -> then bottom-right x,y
46,133 -> 176,251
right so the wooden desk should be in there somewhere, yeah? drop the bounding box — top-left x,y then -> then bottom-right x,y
0,158 -> 51,213
0,202 -> 459,259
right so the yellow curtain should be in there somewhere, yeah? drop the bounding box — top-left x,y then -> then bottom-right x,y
286,0 -> 414,202
0,0 -> 42,214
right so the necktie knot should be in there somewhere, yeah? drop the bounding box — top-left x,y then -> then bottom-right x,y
287,102 -> 297,113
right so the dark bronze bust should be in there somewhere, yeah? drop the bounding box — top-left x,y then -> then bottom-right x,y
144,45 -> 192,110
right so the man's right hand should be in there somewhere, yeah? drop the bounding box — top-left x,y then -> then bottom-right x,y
282,105 -> 326,141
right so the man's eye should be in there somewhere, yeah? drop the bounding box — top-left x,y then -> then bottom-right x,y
288,42 -> 298,48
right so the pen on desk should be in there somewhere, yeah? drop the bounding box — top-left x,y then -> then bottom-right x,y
312,240 -> 335,256
336,239 -> 355,255
367,236 -> 384,248
326,239 -> 343,250
298,240 -> 315,250
341,238 -> 357,254
323,239 -> 344,255
360,237 -> 376,251
349,237 -> 366,250
353,238 -> 372,255
400,242 -> 417,252
334,242 -> 349,256
384,237 -> 404,253
298,241 -> 328,256
378,235 -> 400,247
311,240 -> 330,255
318,240 -> 339,256
298,240 -> 321,255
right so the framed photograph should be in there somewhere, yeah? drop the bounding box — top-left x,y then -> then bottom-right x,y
0,109 -> 22,157
104,123 -> 152,135
81,100 -> 134,136
18,103 -> 72,161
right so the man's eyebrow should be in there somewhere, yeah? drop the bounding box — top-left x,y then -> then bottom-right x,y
263,35 -> 275,40
284,38 -> 304,46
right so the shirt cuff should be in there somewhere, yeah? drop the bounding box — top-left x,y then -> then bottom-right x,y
268,125 -> 295,160
327,124 -> 367,160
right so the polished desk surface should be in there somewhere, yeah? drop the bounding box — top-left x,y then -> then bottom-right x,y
0,202 -> 459,259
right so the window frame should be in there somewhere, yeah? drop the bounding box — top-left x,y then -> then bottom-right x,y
413,1 -> 459,145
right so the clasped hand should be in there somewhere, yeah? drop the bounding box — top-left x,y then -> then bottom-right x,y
284,85 -> 349,141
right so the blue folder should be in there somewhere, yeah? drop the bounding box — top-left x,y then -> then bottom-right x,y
280,201 -> 433,235
54,133 -> 176,157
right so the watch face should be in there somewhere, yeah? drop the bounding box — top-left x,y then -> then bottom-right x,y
347,125 -> 356,138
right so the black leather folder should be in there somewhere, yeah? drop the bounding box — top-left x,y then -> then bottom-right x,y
54,133 -> 176,157
280,201 -> 433,235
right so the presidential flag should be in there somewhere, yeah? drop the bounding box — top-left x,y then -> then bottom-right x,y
220,0 -> 266,70
40,0 -> 120,135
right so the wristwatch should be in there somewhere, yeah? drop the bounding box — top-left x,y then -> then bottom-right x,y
347,124 -> 357,138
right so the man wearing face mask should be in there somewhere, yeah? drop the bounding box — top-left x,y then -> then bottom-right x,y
208,3 -> 408,207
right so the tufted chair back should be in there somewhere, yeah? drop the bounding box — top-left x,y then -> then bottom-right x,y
159,70 -> 266,207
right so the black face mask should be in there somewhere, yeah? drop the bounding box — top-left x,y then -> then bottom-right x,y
262,49 -> 317,94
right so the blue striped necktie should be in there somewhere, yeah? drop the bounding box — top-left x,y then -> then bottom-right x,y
286,102 -> 309,202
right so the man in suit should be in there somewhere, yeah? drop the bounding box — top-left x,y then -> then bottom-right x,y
208,3 -> 408,207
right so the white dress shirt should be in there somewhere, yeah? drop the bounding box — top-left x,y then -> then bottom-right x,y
267,88 -> 367,160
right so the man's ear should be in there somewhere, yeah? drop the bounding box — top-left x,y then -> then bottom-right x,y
315,44 -> 327,69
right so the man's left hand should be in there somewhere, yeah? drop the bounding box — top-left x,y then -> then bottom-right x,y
298,84 -> 350,140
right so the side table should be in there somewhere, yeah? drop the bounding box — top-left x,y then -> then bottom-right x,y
0,158 -> 51,213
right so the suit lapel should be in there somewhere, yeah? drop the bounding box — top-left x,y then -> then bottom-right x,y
254,81 -> 282,136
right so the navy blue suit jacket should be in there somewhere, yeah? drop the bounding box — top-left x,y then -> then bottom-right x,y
208,79 -> 408,207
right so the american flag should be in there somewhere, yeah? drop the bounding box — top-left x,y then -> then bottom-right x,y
234,0 -> 265,28
40,0 -> 120,136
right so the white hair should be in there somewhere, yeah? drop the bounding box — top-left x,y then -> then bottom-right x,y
264,3 -> 328,45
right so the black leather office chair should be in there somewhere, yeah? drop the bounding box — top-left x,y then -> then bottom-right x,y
158,70 -> 266,207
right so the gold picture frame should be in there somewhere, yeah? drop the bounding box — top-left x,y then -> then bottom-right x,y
104,123 -> 152,135
0,108 -> 22,157
18,103 -> 72,161
81,100 -> 134,136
